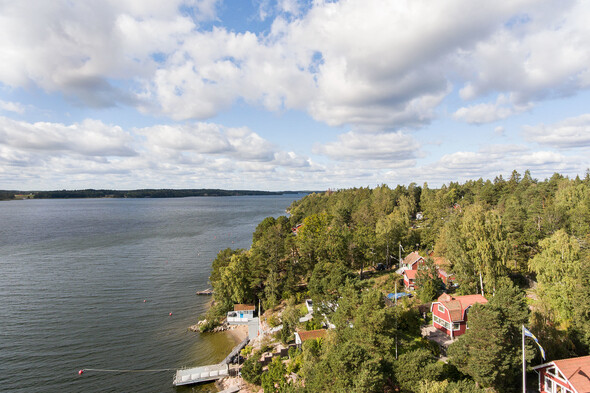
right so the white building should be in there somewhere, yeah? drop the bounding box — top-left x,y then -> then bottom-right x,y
227,304 -> 256,325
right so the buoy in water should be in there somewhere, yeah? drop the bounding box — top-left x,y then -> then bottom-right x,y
78,370 -> 84,375
169,312 -> 172,316
143,299 -> 146,303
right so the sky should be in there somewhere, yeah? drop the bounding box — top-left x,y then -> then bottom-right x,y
1,0 -> 590,191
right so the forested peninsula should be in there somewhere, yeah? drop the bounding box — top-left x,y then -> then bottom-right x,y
204,170 -> 590,393
0,189 -> 307,200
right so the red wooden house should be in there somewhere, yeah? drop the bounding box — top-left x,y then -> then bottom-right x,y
402,251 -> 426,270
403,269 -> 417,290
533,355 -> 590,393
430,293 -> 487,339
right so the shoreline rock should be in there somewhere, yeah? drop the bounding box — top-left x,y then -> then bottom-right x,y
189,319 -> 229,333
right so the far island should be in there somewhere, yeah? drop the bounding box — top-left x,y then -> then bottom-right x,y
0,188 -> 313,200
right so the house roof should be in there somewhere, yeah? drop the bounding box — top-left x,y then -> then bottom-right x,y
433,293 -> 488,322
404,269 -> 417,279
432,256 -> 450,268
534,355 -> 590,392
438,268 -> 452,278
297,329 -> 327,342
234,304 -> 255,311
403,251 -> 424,267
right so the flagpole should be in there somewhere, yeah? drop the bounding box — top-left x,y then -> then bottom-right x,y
522,325 -> 526,393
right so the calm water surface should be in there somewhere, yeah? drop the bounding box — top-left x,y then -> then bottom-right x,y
0,195 -> 302,392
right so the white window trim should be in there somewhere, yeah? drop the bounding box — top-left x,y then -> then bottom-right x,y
438,304 -> 445,313
545,376 -> 553,393
545,373 -> 573,393
547,367 -> 568,385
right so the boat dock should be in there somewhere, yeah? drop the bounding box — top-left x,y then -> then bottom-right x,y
173,336 -> 249,386
173,363 -> 229,386
196,288 -> 214,295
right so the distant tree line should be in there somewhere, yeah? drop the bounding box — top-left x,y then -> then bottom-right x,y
0,188 -> 306,199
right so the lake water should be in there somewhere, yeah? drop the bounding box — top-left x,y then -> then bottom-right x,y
0,195 -> 302,393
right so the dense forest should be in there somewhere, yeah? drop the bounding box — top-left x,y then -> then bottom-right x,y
205,170 -> 590,393
0,188 -> 301,199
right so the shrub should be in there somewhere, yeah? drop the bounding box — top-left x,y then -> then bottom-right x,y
268,314 -> 281,328
241,352 -> 263,385
240,345 -> 253,357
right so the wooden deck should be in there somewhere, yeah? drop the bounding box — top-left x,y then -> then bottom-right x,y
173,363 -> 229,386
173,336 -> 250,386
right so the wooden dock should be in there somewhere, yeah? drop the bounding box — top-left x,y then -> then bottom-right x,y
173,363 -> 229,386
222,337 -> 249,364
196,288 -> 214,295
173,337 -> 249,386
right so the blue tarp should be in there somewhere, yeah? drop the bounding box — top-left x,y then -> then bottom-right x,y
387,292 -> 411,300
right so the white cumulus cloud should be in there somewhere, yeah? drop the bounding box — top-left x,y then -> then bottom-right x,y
523,114 -> 590,148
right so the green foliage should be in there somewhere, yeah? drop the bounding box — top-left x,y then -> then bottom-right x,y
240,345 -> 253,357
394,348 -> 444,392
301,287 -> 399,392
267,314 -> 281,328
288,345 -> 300,359
309,261 -> 359,309
304,317 -> 323,331
448,283 -> 532,391
529,229 -> 581,324
197,318 -> 221,333
440,204 -> 508,296
262,357 -> 287,393
241,351 -> 263,385
415,258 -> 444,302
204,172 -> 590,392
280,301 -> 300,344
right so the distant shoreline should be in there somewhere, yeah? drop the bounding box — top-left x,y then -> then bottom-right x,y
0,189 -> 314,200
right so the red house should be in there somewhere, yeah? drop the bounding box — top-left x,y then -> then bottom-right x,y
430,293 -> 487,339
403,269 -> 417,290
533,355 -> 590,393
402,251 -> 426,270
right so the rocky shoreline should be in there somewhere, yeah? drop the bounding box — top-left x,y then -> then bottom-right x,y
189,319 -> 229,333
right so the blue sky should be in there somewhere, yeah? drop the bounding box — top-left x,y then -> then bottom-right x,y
1,0 -> 589,191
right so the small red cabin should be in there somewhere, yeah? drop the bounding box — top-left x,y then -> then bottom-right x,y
430,293 -> 487,339
533,355 -> 590,393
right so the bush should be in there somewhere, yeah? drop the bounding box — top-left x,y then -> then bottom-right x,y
240,345 -> 253,357
268,314 -> 281,328
298,303 -> 309,317
288,345 -> 301,359
241,352 -> 263,385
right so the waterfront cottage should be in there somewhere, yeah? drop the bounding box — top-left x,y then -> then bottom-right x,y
430,293 -> 488,339
227,304 -> 256,324
533,355 -> 590,393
